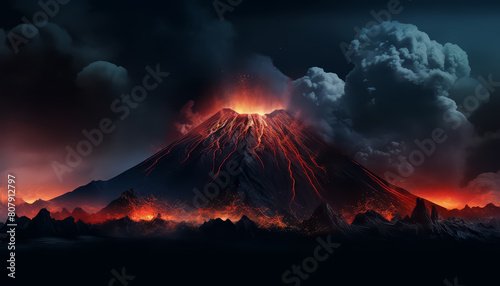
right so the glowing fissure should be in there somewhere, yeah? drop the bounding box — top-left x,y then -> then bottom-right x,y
144,109 -> 327,206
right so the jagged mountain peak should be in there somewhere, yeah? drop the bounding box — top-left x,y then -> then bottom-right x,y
119,189 -> 137,201
410,198 -> 432,224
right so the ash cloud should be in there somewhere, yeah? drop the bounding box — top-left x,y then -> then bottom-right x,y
344,21 -> 470,137
289,67 -> 354,145
290,21 -> 488,198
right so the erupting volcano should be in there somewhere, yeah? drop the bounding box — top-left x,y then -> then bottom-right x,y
46,108 -> 445,224
143,108 -> 329,214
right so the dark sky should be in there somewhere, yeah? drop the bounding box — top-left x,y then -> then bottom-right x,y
1,0 -> 500,208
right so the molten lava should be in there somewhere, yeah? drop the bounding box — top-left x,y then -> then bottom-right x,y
143,109 -> 327,209
64,193 -> 289,229
208,75 -> 290,116
222,94 -> 285,115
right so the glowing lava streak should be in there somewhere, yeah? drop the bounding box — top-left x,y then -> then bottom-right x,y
347,157 -> 416,207
143,109 -> 327,205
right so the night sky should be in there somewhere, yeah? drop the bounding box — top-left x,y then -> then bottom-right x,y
1,0 -> 500,208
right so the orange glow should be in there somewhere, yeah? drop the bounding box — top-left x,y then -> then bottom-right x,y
0,189 -> 8,204
421,196 -> 462,210
64,194 -> 290,229
172,75 -> 291,136
341,198 -> 397,223
223,93 -> 285,115
2,166 -> 79,204
408,189 -> 459,210
212,75 -> 290,115
408,188 -> 500,210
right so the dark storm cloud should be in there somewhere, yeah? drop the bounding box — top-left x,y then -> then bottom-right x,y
289,21 -> 479,192
341,21 -> 475,180
344,21 -> 470,136
463,132 -> 500,182
289,67 -> 354,145
285,18 -> 500,203
0,22 -> 119,139
0,17 -> 133,194
77,61 -> 130,97
242,54 -> 290,94
450,75 -> 500,186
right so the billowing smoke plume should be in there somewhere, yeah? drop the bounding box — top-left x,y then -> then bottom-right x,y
287,21 -> 499,205
289,67 -> 349,143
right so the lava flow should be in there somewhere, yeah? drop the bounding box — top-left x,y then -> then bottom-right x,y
143,108 -> 328,207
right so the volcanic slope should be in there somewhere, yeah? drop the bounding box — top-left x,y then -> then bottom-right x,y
51,109 -> 446,221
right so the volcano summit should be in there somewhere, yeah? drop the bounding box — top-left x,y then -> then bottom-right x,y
47,108 -> 445,223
